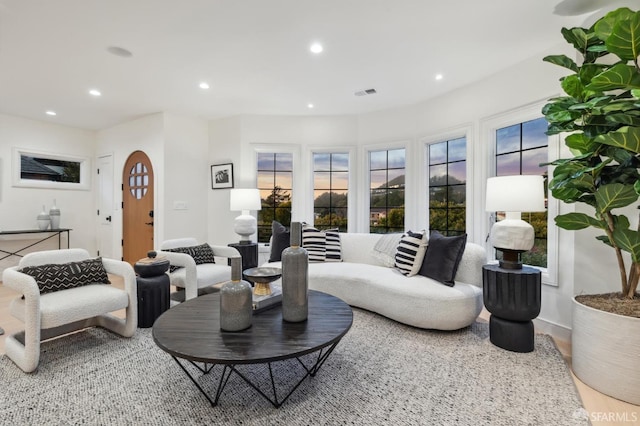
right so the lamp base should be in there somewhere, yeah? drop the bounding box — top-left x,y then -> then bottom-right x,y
234,213 -> 256,244
496,248 -> 526,270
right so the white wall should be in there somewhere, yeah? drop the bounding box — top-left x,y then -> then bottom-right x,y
0,113 -> 96,271
164,114 -> 209,242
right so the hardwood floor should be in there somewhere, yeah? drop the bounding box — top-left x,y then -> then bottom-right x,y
0,281 -> 638,425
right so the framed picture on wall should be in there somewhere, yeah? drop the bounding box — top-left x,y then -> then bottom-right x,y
211,163 -> 234,189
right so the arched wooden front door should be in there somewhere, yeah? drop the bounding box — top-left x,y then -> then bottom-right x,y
122,151 -> 154,264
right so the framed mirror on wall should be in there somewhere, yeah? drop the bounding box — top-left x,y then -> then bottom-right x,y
12,147 -> 90,190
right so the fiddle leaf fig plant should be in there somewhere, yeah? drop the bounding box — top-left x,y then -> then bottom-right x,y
543,7 -> 640,299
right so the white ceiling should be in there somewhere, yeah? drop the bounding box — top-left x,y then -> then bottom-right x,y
0,0 -> 623,130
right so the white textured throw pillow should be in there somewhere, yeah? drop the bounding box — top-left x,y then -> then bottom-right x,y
394,230 -> 428,276
302,224 -> 342,262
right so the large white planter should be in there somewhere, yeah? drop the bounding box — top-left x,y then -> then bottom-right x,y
572,297 -> 640,405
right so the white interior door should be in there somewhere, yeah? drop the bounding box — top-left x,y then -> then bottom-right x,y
97,154 -> 114,258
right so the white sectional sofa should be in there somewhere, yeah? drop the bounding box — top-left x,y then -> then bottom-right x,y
264,232 -> 486,331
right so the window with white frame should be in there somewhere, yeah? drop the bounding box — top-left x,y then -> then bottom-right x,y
313,152 -> 349,230
494,117 -> 548,268
369,148 -> 405,233
428,137 -> 467,236
256,152 -> 293,242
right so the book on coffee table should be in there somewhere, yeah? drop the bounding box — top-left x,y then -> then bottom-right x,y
253,284 -> 282,312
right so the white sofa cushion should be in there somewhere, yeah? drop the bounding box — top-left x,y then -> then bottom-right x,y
168,263 -> 231,290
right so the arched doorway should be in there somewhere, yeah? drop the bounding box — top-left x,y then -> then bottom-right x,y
122,151 -> 154,264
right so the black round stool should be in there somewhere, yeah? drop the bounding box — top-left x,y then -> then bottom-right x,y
134,254 -> 170,328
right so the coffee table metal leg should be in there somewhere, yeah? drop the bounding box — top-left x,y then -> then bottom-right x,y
172,339 -> 343,408
228,340 -> 342,408
171,356 -> 220,407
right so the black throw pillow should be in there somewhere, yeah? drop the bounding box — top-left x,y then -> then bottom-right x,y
165,243 -> 216,272
269,221 -> 290,262
20,257 -> 111,294
418,230 -> 467,286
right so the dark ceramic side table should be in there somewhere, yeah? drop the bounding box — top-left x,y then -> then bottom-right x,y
482,264 -> 541,353
228,242 -> 258,271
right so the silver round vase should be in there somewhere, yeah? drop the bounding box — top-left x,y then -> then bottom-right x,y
281,221 -> 308,322
220,257 -> 253,332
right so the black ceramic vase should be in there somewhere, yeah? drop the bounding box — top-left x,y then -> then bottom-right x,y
220,257 -> 252,331
281,221 -> 308,322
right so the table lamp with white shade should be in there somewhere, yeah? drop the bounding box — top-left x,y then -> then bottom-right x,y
485,175 -> 546,270
230,188 -> 262,244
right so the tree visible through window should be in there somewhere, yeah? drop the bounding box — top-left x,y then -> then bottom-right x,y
428,137 -> 466,236
495,117 -> 548,267
313,153 -> 348,230
369,148 -> 405,233
257,152 -> 293,242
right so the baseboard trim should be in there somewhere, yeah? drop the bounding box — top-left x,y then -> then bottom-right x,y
534,317 -> 572,342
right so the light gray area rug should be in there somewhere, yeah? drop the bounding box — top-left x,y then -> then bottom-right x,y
0,309 -> 588,425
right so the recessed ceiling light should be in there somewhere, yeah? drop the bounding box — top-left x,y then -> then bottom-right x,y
89,89 -> 101,96
307,103 -> 314,109
106,46 -> 133,58
199,82 -> 210,89
310,43 -> 323,54
435,74 -> 443,81
46,111 -> 57,116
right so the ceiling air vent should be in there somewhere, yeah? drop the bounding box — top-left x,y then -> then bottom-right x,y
354,88 -> 377,96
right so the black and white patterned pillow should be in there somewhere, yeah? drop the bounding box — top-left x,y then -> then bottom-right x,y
302,224 -> 342,262
165,243 -> 216,272
20,257 -> 111,294
394,230 -> 428,276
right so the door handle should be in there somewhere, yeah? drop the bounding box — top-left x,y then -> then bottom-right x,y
106,216 -> 112,222
145,222 -> 154,226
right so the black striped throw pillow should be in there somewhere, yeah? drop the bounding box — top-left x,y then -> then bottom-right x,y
302,224 -> 342,262
394,230 -> 428,276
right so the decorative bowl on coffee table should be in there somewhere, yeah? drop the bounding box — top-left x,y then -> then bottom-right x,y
243,267 -> 282,296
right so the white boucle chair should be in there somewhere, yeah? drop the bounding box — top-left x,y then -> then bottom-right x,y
2,248 -> 137,373
157,238 -> 241,301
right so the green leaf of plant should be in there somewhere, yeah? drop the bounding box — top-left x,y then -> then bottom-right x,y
594,8 -> 636,41
611,214 -> 631,230
580,64 -> 610,86
542,54 -> 579,72
555,213 -> 602,230
594,126 -> 640,153
635,180 -> 640,195
562,74 -> 585,98
605,113 -> 640,126
562,27 -> 588,51
585,64 -> 640,92
606,11 -> 640,61
596,234 -> 613,247
612,228 -> 640,262
565,133 -> 597,153
595,183 -> 638,213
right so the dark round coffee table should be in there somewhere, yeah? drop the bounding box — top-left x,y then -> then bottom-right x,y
153,290 -> 353,407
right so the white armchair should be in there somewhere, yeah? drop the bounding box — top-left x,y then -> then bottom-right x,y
158,238 -> 241,301
2,249 -> 137,373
